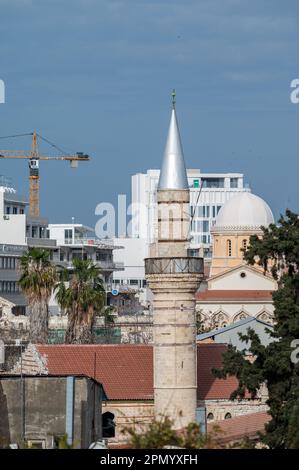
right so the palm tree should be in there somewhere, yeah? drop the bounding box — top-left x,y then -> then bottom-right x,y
55,258 -> 106,344
19,248 -> 57,344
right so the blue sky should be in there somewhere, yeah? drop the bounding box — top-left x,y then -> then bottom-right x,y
0,0 -> 298,229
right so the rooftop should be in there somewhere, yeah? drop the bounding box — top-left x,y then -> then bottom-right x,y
208,411 -> 270,444
197,316 -> 273,342
6,343 -> 252,402
196,290 -> 273,302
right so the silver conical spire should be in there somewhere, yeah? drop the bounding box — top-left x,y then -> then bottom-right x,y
158,91 -> 189,190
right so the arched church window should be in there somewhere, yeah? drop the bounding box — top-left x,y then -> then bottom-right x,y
227,239 -> 232,257
207,413 -> 214,421
242,239 -> 247,251
225,413 -> 232,420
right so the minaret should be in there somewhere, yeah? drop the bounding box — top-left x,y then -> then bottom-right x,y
145,91 -> 204,429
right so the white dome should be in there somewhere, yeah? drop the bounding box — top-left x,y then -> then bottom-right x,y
214,192 -> 274,232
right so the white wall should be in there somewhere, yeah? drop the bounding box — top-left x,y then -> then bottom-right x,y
112,237 -> 147,283
0,191 -> 26,245
209,266 -> 277,291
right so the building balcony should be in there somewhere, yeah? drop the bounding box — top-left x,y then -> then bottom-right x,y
71,238 -> 115,248
113,261 -> 125,271
27,237 -> 57,248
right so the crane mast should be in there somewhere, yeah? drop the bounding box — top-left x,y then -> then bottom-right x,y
29,131 -> 40,217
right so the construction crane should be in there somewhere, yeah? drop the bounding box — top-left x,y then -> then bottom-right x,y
0,131 -> 90,217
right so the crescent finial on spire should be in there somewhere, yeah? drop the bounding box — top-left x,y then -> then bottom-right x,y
172,89 -> 176,109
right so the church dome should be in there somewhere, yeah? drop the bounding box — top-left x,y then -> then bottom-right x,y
213,192 -> 274,232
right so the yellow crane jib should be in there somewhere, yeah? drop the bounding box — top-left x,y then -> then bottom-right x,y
0,131 -> 91,217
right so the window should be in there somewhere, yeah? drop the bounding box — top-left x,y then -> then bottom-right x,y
197,206 -> 210,218
129,279 -> 139,286
39,227 -> 46,238
207,413 -> 214,421
227,239 -> 232,257
230,178 -> 238,188
20,208 -> 24,214
202,221 -> 209,233
27,440 -> 45,449
242,239 -> 247,251
217,205 -> 221,214
96,252 -> 109,261
240,271 -> 246,278
6,206 -> 10,214
202,178 -> 224,188
64,229 -> 73,244
32,226 -> 38,238
225,413 -> 232,420
13,207 -> 18,214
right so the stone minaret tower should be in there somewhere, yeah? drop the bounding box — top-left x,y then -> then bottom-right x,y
145,92 -> 204,429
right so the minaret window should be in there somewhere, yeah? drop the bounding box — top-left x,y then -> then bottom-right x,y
227,239 -> 232,257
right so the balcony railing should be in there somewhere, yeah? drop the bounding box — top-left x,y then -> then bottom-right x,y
145,257 -> 204,275
64,237 -> 114,248
27,237 -> 57,248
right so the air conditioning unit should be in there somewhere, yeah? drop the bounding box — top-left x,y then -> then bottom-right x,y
3,215 -> 10,220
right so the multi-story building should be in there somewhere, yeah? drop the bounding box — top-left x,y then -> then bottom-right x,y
47,224 -> 124,288
131,169 -> 251,258
0,176 -> 56,316
0,177 -> 123,320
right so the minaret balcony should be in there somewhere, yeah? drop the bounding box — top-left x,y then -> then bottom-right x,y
145,256 -> 204,275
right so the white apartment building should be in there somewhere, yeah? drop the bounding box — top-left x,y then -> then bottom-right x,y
131,169 -> 251,258
0,176 -> 56,314
47,224 -> 123,284
112,237 -> 147,290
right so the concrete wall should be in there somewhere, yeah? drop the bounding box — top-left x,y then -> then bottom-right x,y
102,398 -> 268,445
0,376 -> 102,449
112,237 -> 147,284
102,401 -> 154,444
199,399 -> 269,422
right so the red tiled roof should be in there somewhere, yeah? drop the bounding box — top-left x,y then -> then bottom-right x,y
36,344 -> 248,402
196,290 -> 273,301
207,411 -> 270,444
197,343 -> 250,400
37,344 -> 153,401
